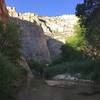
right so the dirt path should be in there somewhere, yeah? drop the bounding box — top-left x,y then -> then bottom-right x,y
16,79 -> 100,100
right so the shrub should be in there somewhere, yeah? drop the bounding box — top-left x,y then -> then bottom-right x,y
0,53 -> 26,100
61,45 -> 83,61
0,21 -> 21,62
61,23 -> 89,61
49,57 -> 64,66
44,59 -> 100,80
67,24 -> 87,49
28,59 -> 47,77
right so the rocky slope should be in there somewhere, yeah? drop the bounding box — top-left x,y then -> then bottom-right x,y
7,7 -> 78,63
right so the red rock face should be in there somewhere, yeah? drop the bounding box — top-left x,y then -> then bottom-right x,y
0,0 -> 8,25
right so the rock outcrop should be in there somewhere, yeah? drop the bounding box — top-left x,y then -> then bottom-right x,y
40,15 -> 78,43
7,7 -> 78,62
0,0 -> 8,28
19,56 -> 34,80
39,15 -> 78,58
10,17 -> 51,63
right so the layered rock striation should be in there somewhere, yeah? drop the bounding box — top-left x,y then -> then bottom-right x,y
7,7 -> 78,62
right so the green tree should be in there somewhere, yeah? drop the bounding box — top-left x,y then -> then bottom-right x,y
76,0 -> 100,58
75,0 -> 100,81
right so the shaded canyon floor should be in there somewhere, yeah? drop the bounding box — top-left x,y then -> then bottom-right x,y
16,79 -> 100,100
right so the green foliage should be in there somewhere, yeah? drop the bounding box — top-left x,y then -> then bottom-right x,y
76,4 -> 86,17
76,0 -> 100,54
44,62 -> 68,78
44,59 -> 100,80
46,22 -> 100,80
67,24 -> 87,48
0,21 -> 21,62
89,59 -> 100,81
0,21 -> 26,100
28,59 -> 47,76
49,57 -> 64,66
54,0 -> 100,82
85,8 -> 100,48
61,45 -> 83,61
61,23 -> 89,61
0,53 -> 26,100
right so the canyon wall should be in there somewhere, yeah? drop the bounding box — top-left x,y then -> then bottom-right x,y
7,7 -> 78,62
0,0 -> 8,27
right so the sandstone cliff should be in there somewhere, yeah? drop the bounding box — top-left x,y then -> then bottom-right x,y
7,7 -> 78,62
0,0 -> 8,28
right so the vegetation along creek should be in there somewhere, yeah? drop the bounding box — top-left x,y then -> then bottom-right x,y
0,0 -> 100,100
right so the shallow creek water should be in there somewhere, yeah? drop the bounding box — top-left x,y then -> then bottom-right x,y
16,79 -> 100,100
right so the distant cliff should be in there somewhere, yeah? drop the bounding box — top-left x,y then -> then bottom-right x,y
7,7 -> 78,63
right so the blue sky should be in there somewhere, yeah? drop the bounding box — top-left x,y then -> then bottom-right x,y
6,0 -> 83,16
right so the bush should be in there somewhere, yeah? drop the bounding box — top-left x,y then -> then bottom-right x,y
0,53 -> 26,100
61,45 -> 84,61
0,21 -> 21,62
0,21 -> 27,100
44,62 -> 68,78
46,23 -> 100,81
67,24 -> 87,49
61,23 -> 89,61
89,59 -> 100,81
44,59 -> 100,80
28,59 -> 47,76
49,57 -> 64,66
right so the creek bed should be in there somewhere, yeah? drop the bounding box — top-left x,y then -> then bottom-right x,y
16,79 -> 100,100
